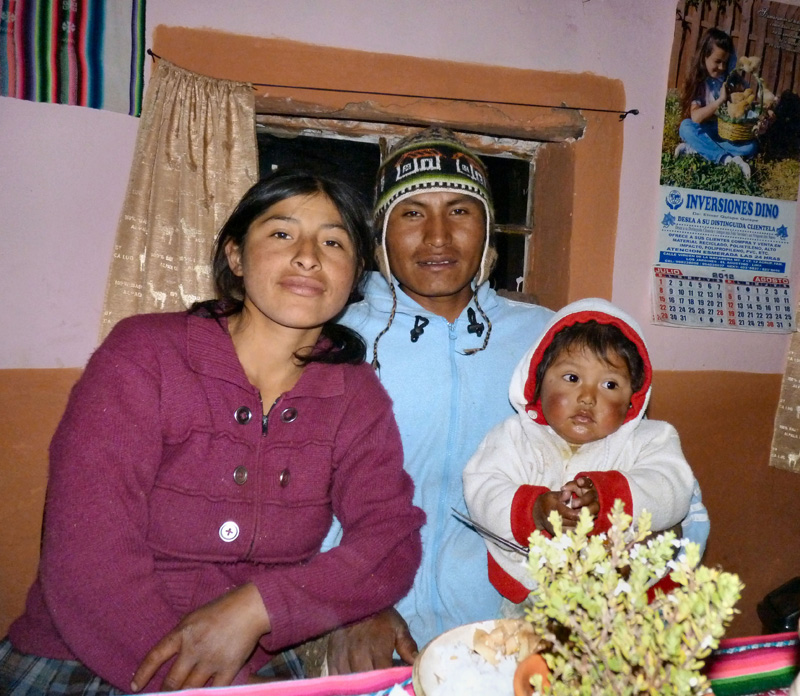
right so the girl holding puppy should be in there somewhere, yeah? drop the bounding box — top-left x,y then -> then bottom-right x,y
675,27 -> 758,177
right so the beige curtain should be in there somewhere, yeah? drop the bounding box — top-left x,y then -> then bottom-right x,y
770,326 -> 800,473
99,58 -> 258,340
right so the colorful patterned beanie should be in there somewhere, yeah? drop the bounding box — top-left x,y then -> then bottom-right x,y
373,127 -> 496,287
368,127 -> 497,368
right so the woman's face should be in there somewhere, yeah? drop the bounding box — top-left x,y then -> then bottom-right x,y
225,192 -> 359,332
704,45 -> 730,80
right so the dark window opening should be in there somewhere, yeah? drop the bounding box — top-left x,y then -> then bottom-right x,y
257,131 -> 380,210
484,156 -> 530,227
493,232 -> 528,292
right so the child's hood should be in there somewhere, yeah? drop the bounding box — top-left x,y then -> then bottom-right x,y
509,297 -> 653,427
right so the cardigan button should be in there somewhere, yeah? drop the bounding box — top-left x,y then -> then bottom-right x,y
234,406 -> 252,424
233,466 -> 248,485
219,521 -> 240,542
280,407 -> 298,423
279,469 -> 290,487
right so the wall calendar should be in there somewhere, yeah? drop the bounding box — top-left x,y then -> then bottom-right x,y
652,187 -> 796,333
652,268 -> 793,332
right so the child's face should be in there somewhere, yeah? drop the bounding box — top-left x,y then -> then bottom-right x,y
704,45 -> 730,80
539,344 -> 635,446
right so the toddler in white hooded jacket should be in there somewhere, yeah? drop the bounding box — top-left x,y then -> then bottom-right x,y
463,298 -> 700,603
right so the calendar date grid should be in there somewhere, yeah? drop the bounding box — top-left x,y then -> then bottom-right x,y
653,271 -> 794,331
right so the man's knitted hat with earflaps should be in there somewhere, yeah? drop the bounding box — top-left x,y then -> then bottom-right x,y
373,126 -> 496,286
369,127 -> 498,368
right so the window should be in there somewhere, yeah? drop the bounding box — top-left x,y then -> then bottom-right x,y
157,27 -> 623,308
256,120 -> 536,293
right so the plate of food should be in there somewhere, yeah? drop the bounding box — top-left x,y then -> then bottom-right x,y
412,618 -> 546,696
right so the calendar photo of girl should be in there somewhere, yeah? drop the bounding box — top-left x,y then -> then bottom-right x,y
661,0 -> 800,200
652,1 -> 799,336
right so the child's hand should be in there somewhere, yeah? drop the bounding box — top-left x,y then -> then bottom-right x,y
560,476 -> 600,518
533,490 -> 582,534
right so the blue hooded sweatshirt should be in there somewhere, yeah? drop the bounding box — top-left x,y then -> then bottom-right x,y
324,272 -> 554,648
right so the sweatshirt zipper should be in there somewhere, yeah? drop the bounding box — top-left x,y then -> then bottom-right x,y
261,396 -> 278,436
429,320 -> 461,637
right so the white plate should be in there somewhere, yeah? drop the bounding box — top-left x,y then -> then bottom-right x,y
412,620 -> 499,696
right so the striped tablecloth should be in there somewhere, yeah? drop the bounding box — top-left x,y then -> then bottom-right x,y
143,631 -> 800,696
707,631 -> 800,696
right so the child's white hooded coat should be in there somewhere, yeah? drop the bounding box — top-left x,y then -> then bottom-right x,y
463,298 -> 694,601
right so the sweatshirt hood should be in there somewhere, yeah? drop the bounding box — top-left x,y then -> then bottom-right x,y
509,297 -> 653,427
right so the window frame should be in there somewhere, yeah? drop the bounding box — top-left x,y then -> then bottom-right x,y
256,115 -> 538,295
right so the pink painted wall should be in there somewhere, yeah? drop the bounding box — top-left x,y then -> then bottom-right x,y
2,0 -> 799,371
0,98 -> 138,367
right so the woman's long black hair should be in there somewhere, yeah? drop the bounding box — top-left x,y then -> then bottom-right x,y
191,169 -> 373,365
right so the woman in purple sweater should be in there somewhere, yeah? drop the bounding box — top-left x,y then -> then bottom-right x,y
1,170 -> 424,695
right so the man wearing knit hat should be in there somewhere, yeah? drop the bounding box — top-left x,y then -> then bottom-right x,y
317,127 -> 709,674
317,127 -> 554,673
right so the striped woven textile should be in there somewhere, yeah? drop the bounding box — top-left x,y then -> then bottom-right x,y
148,667 -> 414,696
706,631 -> 800,696
0,0 -> 146,115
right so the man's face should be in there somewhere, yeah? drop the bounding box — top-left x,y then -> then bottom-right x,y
385,191 -> 485,321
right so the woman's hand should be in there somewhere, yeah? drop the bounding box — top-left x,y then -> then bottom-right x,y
326,607 -> 417,675
130,583 -> 271,692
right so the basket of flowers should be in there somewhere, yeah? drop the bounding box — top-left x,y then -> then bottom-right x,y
716,58 -> 770,142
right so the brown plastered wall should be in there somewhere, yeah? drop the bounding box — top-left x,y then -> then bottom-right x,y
1,367 -> 793,638
648,370 -> 800,637
152,26 -> 622,308
530,142 -> 574,310
0,368 -> 81,636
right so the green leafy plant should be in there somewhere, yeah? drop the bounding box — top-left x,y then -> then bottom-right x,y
662,89 -> 682,156
523,501 -> 743,695
758,157 -> 800,200
660,150 -> 764,197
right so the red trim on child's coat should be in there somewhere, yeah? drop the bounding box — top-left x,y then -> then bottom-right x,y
488,551 -> 530,603
647,574 -> 681,602
577,470 -> 632,533
499,472 -> 634,604
510,484 -> 551,545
